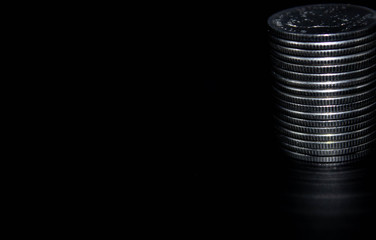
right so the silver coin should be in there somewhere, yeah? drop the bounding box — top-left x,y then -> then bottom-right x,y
275,96 -> 376,113
269,40 -> 376,57
272,48 -> 376,65
267,4 -> 376,42
274,116 -> 375,134
271,55 -> 376,73
269,32 -> 376,50
272,85 -> 376,105
273,80 -> 376,97
281,139 -> 375,156
275,110 -> 376,127
273,64 -> 376,81
278,131 -> 376,149
282,148 -> 372,162
276,101 -> 376,120
277,123 -> 375,141
271,71 -> 376,89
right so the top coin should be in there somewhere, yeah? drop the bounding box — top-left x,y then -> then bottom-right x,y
268,4 -> 376,41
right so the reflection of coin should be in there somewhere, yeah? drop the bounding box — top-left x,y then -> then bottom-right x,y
269,40 -> 376,57
268,4 -> 376,41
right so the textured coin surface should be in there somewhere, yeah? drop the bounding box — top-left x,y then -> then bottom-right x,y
281,140 -> 375,156
272,55 -> 376,73
276,102 -> 376,120
274,116 -> 375,134
273,86 -> 376,105
273,80 -> 376,97
275,110 -> 376,128
275,96 -> 376,112
273,64 -> 376,81
272,71 -> 376,89
269,40 -> 376,57
269,32 -> 376,50
268,4 -> 376,41
272,48 -> 376,65
284,142 -> 373,157
277,124 -> 375,141
279,131 -> 376,149
282,148 -> 372,162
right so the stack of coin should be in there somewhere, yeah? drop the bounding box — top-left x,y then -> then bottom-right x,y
268,4 -> 376,163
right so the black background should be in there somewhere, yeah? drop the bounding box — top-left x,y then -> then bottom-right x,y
190,1 -> 376,239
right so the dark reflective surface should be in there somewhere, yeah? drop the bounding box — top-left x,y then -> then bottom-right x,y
274,156 -> 376,239
190,151 -> 376,239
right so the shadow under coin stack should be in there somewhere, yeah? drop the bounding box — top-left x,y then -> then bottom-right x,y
268,4 -> 376,163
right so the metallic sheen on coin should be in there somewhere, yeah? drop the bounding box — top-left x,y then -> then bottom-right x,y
269,4 -> 376,163
268,4 -> 376,41
269,40 -> 376,57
